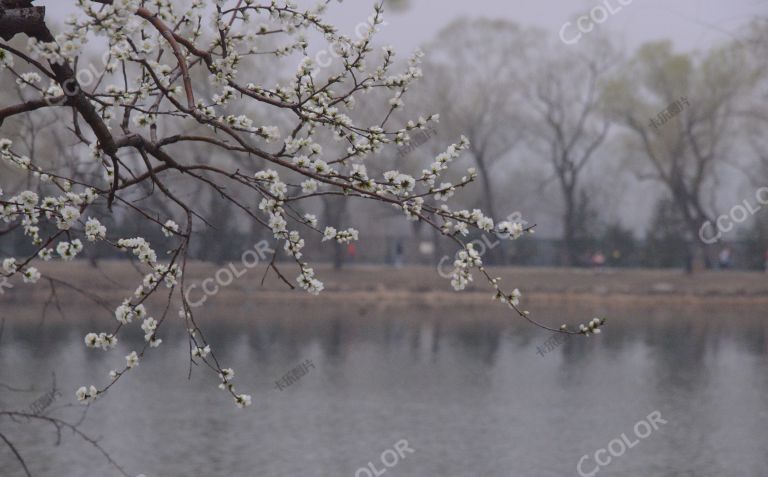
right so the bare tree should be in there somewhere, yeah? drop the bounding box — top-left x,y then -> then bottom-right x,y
522,37 -> 616,266
742,20 -> 768,187
420,19 -> 533,223
609,40 -> 754,265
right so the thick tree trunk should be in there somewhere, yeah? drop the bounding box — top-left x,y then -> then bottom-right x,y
473,152 -> 504,264
560,178 -> 578,267
562,206 -> 577,266
0,3 -> 45,41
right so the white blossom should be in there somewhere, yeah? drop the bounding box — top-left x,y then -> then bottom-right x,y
22,267 -> 41,284
125,351 -> 139,368
162,220 -> 179,237
85,217 -> 106,241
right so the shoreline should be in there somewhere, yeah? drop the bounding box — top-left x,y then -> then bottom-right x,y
1,261 -> 767,309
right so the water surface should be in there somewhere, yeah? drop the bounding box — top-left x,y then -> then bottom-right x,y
0,303 -> 766,476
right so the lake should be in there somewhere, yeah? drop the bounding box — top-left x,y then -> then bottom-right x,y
0,302 -> 766,476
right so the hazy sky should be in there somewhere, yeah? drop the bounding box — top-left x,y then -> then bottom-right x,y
39,0 -> 768,54
335,0 -> 767,52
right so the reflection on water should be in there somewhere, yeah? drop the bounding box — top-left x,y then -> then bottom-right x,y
0,304 -> 767,477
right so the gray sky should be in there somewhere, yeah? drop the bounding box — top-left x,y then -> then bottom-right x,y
327,0 -> 767,53
39,0 -> 768,54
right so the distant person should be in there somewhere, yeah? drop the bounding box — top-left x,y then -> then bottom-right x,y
591,250 -> 606,270
394,239 -> 405,268
718,247 -> 732,269
347,243 -> 357,263
764,249 -> 768,273
684,250 -> 693,275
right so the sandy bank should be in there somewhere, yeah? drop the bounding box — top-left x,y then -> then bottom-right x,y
1,262 -> 766,310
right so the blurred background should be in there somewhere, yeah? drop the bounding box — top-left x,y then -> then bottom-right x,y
3,0 -> 768,271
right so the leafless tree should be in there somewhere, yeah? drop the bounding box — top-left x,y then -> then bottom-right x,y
522,36 -> 617,265
609,40 -> 755,264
